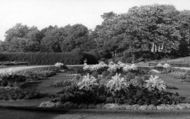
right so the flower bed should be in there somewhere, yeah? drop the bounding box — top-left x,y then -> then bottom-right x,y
47,61 -> 186,110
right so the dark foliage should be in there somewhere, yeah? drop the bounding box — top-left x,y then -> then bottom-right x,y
0,52 -> 83,65
57,83 -> 184,106
0,88 -> 45,100
0,75 -> 27,87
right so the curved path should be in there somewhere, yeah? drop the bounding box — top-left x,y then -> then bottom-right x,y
0,65 -> 51,75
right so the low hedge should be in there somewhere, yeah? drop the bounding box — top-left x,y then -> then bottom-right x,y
0,52 -> 83,65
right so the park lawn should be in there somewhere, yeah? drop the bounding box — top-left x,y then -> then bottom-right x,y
36,72 -> 76,95
155,73 -> 190,99
53,113 -> 190,119
0,108 -> 55,119
166,56 -> 190,64
1,108 -> 190,119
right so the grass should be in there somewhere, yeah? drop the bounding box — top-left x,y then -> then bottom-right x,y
36,72 -> 77,95
52,113 -> 190,119
0,108 -> 55,119
159,74 -> 190,98
166,56 -> 190,64
1,109 -> 190,119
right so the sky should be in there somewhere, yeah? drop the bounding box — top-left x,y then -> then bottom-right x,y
0,0 -> 190,40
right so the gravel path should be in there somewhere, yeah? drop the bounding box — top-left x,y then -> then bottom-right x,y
0,65 -> 51,75
1,64 -> 190,75
174,67 -> 190,70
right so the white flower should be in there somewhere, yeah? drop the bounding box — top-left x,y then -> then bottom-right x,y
108,61 -> 120,72
83,63 -> 90,70
122,64 -> 131,72
163,63 -> 171,68
83,61 -> 107,71
106,73 -> 129,92
117,61 -> 126,67
145,75 -> 166,91
123,64 -> 138,72
54,62 -> 64,68
98,61 -> 107,68
78,74 -> 98,90
157,63 -> 163,67
130,64 -> 138,70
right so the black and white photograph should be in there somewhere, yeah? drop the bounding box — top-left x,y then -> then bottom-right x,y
0,0 -> 190,119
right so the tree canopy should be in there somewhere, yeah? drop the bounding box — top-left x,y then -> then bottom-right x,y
1,4 -> 190,62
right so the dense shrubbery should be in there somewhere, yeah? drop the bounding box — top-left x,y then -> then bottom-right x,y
0,52 -> 83,65
58,84 -> 182,106
0,88 -> 45,100
0,74 -> 27,87
55,61 -> 184,106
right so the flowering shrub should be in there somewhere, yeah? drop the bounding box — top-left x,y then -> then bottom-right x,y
39,101 -> 58,108
78,74 -> 98,90
129,76 -> 145,87
106,73 -> 129,92
107,61 -> 121,72
83,63 -> 91,71
130,64 -> 138,70
83,61 -> 107,72
54,62 -> 64,68
156,63 -> 171,69
122,64 -> 131,72
56,61 -> 184,107
117,61 -> 126,67
83,61 -> 138,74
163,63 -> 171,68
145,75 -> 166,91
157,63 -> 163,67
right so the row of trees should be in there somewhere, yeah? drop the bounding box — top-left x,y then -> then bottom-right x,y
1,4 -> 190,62
0,24 -> 96,52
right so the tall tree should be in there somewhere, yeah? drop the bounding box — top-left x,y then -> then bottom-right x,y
93,4 -> 182,61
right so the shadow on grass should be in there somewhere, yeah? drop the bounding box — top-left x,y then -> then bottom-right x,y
167,85 -> 178,90
0,108 -> 56,119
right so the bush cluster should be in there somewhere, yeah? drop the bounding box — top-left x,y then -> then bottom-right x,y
55,61 -> 184,106
58,83 -> 183,106
0,88 -> 45,100
0,74 -> 27,87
